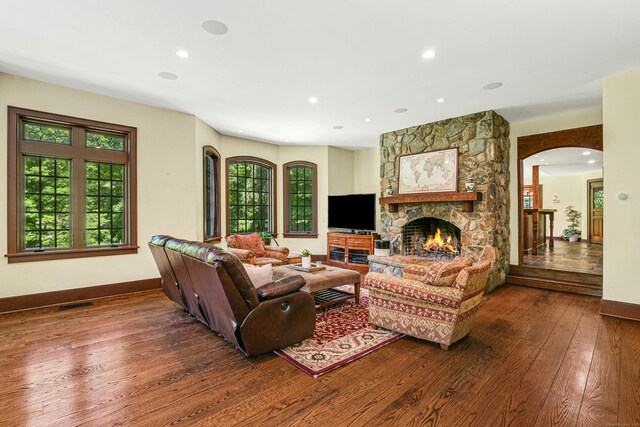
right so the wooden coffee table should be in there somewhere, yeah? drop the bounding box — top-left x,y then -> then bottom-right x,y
272,264 -> 361,308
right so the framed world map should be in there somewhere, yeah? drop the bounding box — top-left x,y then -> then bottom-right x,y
397,148 -> 458,194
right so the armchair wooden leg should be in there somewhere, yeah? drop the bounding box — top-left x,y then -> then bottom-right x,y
439,343 -> 449,351
369,323 -> 379,330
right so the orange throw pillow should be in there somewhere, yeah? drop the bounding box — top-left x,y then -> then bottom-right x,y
234,233 -> 266,257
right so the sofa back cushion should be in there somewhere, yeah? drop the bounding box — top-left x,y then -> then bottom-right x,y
422,258 -> 472,287
233,233 -> 266,257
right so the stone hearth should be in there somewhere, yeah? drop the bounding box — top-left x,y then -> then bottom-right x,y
379,110 -> 510,291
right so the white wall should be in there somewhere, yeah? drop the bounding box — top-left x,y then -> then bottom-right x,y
0,73 -> 199,298
602,70 -> 640,305
328,146 -> 354,195
508,106 -> 603,264
538,174 -> 583,236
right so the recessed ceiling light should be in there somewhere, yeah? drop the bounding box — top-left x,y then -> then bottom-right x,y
540,158 -> 545,162
534,155 -> 540,158
422,49 -> 436,59
588,159 -> 596,164
308,96 -> 318,104
394,108 -> 408,113
582,151 -> 591,156
175,50 -> 190,58
158,72 -> 178,80
364,118 -> 372,122
483,81 -> 503,90
202,20 -> 228,35
437,98 -> 446,103
284,139 -> 289,143
333,125 -> 344,130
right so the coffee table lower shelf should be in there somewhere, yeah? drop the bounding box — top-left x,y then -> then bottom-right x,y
312,288 -> 357,308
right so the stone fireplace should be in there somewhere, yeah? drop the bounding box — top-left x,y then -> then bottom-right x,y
402,217 -> 461,260
378,110 -> 510,291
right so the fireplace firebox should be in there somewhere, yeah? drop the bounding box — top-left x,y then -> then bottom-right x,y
402,217 -> 461,261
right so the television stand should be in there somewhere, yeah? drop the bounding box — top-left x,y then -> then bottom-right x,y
327,232 -> 375,272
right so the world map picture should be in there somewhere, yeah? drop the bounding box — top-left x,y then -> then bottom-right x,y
398,148 -> 458,194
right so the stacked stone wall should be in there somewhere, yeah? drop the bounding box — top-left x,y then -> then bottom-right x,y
379,110 -> 510,290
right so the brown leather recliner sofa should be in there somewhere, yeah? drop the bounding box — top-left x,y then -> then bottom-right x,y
148,235 -> 316,356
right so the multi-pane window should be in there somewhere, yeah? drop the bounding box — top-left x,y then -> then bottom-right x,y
226,157 -> 276,235
7,107 -> 137,263
24,156 -> 71,249
203,146 -> 221,241
283,161 -> 318,237
85,162 -> 125,246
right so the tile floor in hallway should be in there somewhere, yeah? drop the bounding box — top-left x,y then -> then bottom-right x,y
523,239 -> 603,274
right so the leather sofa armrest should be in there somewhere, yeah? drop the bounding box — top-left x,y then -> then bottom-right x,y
227,247 -> 255,263
264,246 -> 289,260
257,275 -> 306,300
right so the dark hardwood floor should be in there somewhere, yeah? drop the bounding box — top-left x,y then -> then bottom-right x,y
1,286 -> 638,426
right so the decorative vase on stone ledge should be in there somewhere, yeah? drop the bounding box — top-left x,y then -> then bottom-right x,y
385,182 -> 394,196
465,181 -> 475,192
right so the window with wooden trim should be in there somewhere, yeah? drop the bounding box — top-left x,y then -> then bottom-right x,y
283,161 -> 318,238
7,107 -> 137,263
226,156 -> 276,235
203,146 -> 221,241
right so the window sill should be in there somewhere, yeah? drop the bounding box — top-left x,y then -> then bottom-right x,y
204,236 -> 222,243
5,246 -> 139,263
282,233 -> 319,239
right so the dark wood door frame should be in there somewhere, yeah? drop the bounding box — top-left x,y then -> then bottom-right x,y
511,125 -> 604,295
588,178 -> 604,244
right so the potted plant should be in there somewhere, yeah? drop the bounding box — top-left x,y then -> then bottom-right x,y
561,205 -> 582,242
259,231 -> 279,247
301,249 -> 312,269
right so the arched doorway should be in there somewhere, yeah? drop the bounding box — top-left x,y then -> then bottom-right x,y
511,124 -> 603,295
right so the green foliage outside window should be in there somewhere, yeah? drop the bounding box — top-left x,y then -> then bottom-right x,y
85,161 -> 125,246
86,132 -> 125,151
24,123 -> 71,144
23,156 -> 71,249
228,162 -> 271,234
288,166 -> 313,232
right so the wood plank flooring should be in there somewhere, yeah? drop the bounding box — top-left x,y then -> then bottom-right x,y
1,286 -> 638,426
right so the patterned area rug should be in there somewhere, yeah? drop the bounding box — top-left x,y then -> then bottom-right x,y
275,289 -> 403,378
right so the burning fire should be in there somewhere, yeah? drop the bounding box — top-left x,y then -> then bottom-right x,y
423,228 -> 458,253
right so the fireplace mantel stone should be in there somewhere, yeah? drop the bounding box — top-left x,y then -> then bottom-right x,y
378,110 -> 510,291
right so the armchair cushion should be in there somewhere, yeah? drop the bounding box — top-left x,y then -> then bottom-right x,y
257,275 -> 306,300
226,247 -> 256,264
422,258 -> 472,287
365,272 -> 462,309
244,263 -> 273,288
264,246 -> 289,261
233,232 -> 266,257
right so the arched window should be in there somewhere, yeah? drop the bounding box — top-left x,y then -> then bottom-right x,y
283,161 -> 318,238
226,156 -> 277,235
203,146 -> 221,241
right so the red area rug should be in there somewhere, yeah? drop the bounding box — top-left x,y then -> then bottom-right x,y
275,289 -> 403,378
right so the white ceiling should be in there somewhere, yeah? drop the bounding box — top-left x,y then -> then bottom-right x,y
1,0 -> 640,149
523,147 -> 603,179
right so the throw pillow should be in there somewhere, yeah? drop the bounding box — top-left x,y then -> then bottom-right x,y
234,232 -> 266,257
422,259 -> 470,287
244,263 -> 273,288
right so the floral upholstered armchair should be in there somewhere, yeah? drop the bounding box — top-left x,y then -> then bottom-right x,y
364,246 -> 496,350
226,232 -> 290,266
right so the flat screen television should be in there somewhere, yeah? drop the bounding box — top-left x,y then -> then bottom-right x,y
328,193 -> 376,232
